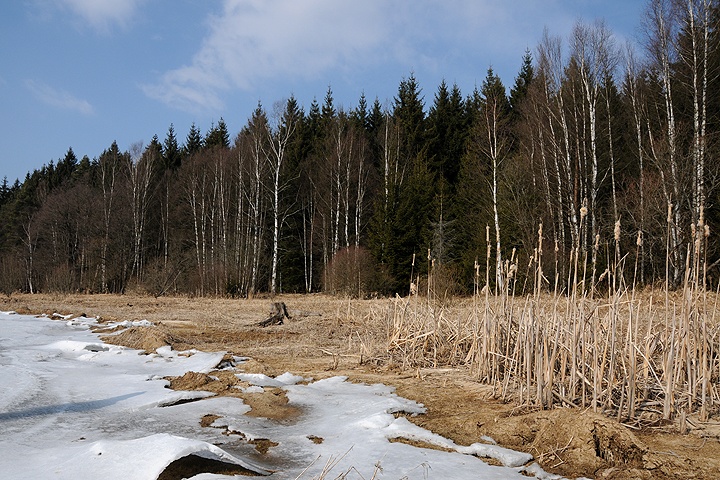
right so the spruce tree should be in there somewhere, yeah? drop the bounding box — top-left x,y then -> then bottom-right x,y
0,177 -> 8,206
184,122 -> 203,156
162,123 -> 182,170
279,95 -> 308,292
509,50 -> 535,116
393,73 -> 425,165
352,92 -> 369,131
205,117 -> 230,149
321,85 -> 336,135
425,80 -> 467,190
368,74 -> 431,292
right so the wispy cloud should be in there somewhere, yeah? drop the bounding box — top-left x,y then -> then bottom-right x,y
26,80 -> 95,115
143,0 -> 390,112
52,0 -> 145,32
142,0 -> 616,113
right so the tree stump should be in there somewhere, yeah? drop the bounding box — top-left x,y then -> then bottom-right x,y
257,302 -> 291,327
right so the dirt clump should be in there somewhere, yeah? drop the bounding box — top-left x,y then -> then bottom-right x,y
100,325 -> 181,353
480,409 -> 648,478
166,370 -> 247,396
307,435 -> 323,444
165,370 -> 300,421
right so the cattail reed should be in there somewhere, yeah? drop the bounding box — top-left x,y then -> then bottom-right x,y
381,219 -> 720,430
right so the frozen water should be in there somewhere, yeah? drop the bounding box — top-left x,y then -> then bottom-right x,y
0,311 -> 553,479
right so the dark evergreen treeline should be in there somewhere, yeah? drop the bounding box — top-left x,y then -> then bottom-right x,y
2,1 -> 720,297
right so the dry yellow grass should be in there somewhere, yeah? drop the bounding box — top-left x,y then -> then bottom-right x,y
4,291 -> 720,479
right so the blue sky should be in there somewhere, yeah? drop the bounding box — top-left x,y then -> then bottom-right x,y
0,0 -> 645,184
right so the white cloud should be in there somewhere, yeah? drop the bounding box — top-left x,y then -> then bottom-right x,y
143,0 -> 390,112
53,0 -> 145,31
142,0 -> 635,113
26,80 -> 95,115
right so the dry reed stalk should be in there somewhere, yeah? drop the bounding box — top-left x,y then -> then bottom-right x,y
379,217 -> 720,427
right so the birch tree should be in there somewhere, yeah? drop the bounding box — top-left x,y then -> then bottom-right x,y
126,140 -> 157,285
98,142 -> 123,292
624,44 -> 649,283
479,68 -> 511,290
239,104 -> 270,296
680,0 -> 712,225
264,99 -> 298,294
645,0 -> 683,285
571,20 -> 618,252
183,154 -> 209,295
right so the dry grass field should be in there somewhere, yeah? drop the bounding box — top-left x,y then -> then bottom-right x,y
4,291 -> 720,479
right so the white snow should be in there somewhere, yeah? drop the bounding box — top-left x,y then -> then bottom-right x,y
0,311 -> 560,479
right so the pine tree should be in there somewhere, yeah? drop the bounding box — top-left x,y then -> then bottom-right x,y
279,96 -> 309,292
321,86 -> 336,137
146,135 -> 163,162
0,177 -> 9,206
184,122 -> 203,156
509,50 -> 535,117
425,80 -> 467,190
453,70 -> 511,289
267,97 -> 300,294
394,73 -> 426,166
368,74 -> 431,292
163,123 -> 182,170
205,117 -> 230,149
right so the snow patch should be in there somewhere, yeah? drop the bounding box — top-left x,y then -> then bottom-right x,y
51,433 -> 270,478
236,371 -> 306,387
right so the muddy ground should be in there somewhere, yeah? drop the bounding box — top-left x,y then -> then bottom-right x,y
3,292 -> 720,479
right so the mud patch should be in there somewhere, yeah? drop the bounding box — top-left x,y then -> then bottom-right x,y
200,414 -> 221,427
249,438 -> 279,454
237,387 -> 301,421
389,437 -> 453,453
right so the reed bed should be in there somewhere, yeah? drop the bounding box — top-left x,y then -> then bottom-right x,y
383,218 -> 720,427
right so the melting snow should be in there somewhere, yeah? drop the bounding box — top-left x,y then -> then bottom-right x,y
0,311 -> 556,479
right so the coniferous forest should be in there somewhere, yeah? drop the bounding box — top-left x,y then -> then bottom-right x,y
3,2 -> 720,298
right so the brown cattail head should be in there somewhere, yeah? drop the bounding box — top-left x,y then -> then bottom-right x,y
537,223 -> 543,254
614,219 -> 621,242
598,268 -> 609,282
